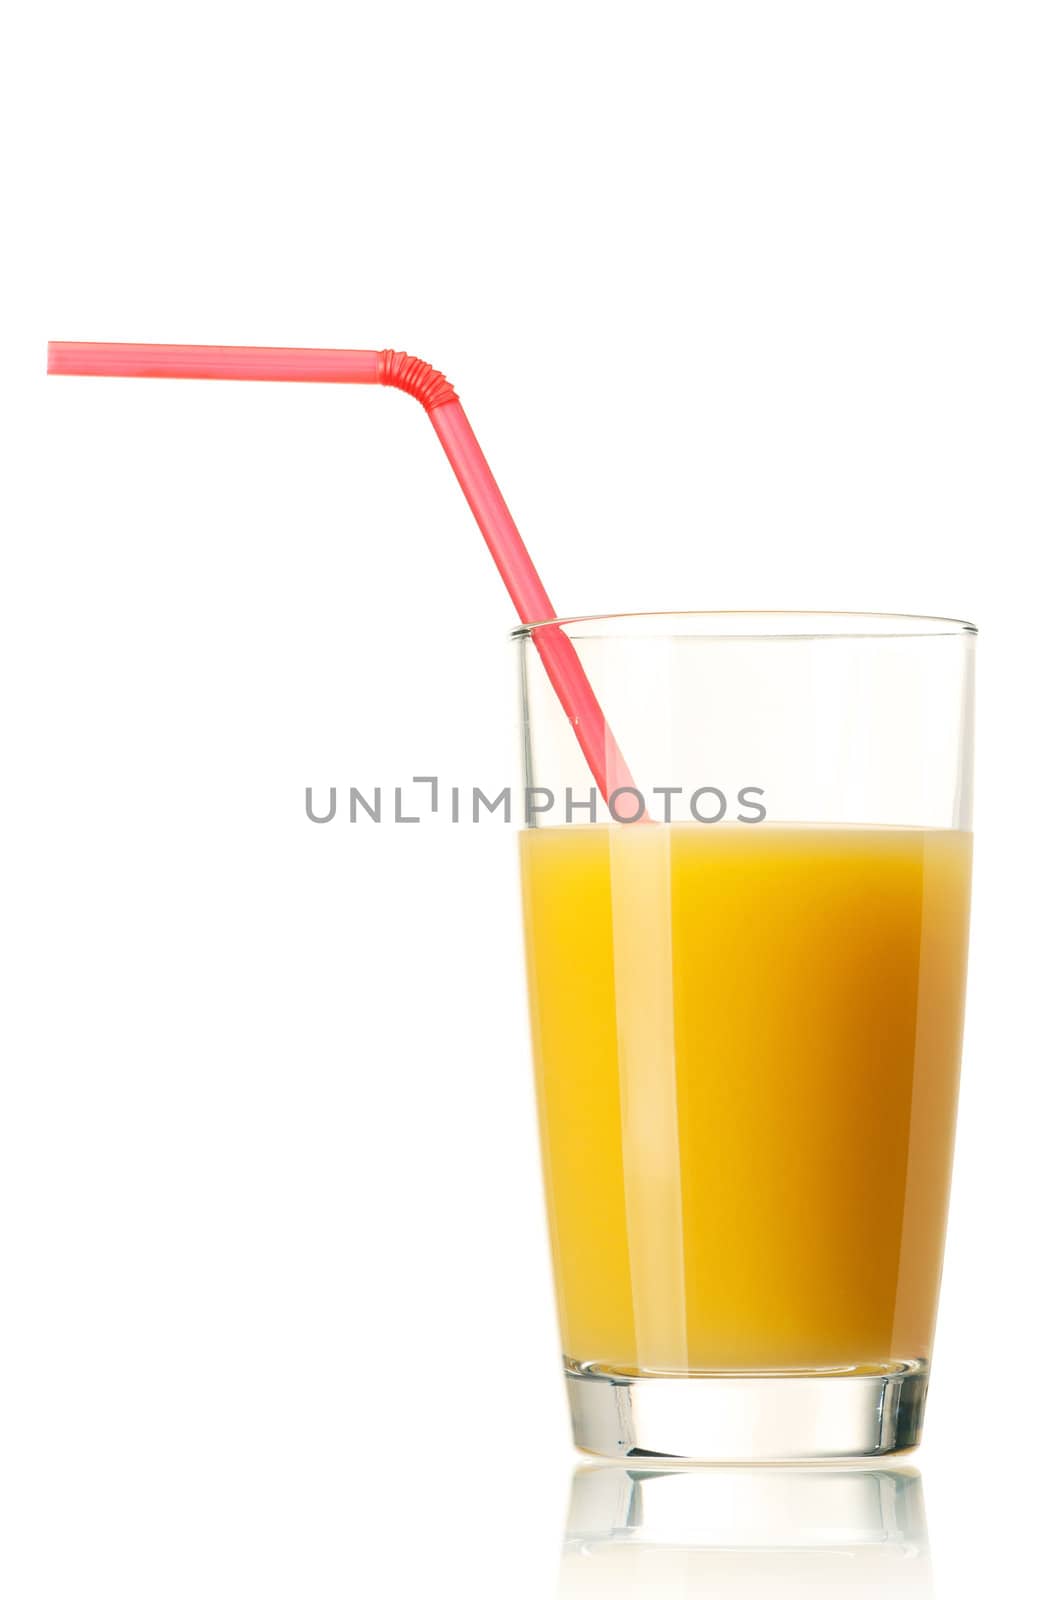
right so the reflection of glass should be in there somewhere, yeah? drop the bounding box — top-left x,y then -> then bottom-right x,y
558,1465 -> 933,1598
516,613 -> 975,1458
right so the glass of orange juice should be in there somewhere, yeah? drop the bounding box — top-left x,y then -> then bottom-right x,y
515,612 -> 975,1459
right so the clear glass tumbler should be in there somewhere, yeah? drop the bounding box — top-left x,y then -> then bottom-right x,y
515,612 -> 975,1459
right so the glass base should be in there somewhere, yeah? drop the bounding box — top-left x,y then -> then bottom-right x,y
565,1358 -> 928,1461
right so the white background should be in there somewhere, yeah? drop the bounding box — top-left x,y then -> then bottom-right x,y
2,3 -> 1061,1595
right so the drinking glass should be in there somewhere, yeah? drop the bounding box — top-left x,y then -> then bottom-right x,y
515,612 -> 975,1459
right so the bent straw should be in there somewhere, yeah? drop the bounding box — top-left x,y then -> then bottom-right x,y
47,341 -> 636,806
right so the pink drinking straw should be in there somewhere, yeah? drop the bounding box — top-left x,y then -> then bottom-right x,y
47,341 -> 636,807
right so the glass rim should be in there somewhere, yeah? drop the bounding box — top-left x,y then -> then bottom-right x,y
510,609 -> 978,641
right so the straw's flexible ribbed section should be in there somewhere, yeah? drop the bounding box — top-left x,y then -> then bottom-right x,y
378,350 -> 458,411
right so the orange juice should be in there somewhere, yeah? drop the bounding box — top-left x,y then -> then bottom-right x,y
520,823 -> 971,1375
